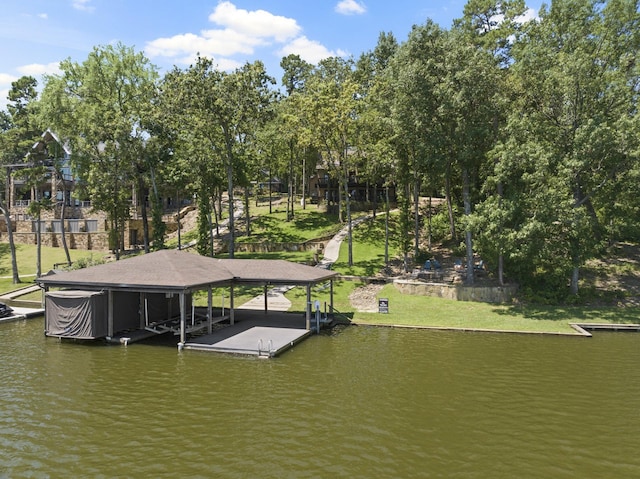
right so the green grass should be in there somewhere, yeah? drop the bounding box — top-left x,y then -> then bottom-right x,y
5,209 -> 640,335
332,215 -> 400,277
286,280 -> 640,334
350,284 -> 640,333
192,285 -> 265,308
0,243 -> 107,293
237,207 -> 342,244
283,214 -> 640,334
233,250 -> 315,263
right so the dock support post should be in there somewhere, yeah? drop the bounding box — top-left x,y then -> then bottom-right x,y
263,283 -> 268,314
139,293 -> 146,329
207,287 -> 213,334
230,285 -> 235,325
108,290 -> 114,337
179,292 -> 186,344
306,284 -> 311,330
330,280 -> 334,314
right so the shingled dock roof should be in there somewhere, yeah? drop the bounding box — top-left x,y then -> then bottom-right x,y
37,249 -> 337,292
217,258 -> 336,285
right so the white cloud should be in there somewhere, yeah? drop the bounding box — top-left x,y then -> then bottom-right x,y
147,28 -> 266,60
209,1 -> 301,43
146,1 -> 340,70
0,89 -> 9,111
38,13 -> 48,19
16,62 -> 61,77
278,36 -> 345,65
72,0 -> 95,13
335,0 -> 367,15
0,73 -> 19,86
516,7 -> 538,24
0,76 -> 17,112
147,1 -> 291,66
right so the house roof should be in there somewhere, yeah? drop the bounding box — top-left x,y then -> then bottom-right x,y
36,249 -> 337,293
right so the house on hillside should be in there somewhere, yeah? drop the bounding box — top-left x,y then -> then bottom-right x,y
308,157 -> 397,210
0,129 -> 182,251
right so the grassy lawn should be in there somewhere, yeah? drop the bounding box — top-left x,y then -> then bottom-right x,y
285,279 -> 640,334
349,284 -> 640,333
4,209 -> 640,335
332,214 -> 399,277
283,213 -> 640,334
0,244 -> 107,294
237,207 -> 342,244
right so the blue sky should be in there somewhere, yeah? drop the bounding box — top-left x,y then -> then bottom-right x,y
0,0 -> 541,110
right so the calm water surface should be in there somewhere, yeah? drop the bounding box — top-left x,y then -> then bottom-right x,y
2,317 -> 640,478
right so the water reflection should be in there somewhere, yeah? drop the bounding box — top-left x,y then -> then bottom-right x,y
1,318 -> 640,478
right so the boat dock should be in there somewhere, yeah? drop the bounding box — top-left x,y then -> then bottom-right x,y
184,310 -> 312,358
571,322 -> 640,336
0,306 -> 45,324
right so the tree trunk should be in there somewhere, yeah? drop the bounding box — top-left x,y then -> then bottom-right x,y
497,181 -> 504,286
208,205 -> 215,257
212,195 -> 220,237
58,191 -> 71,265
301,152 -> 306,210
384,186 -> 390,265
36,197 -> 41,278
344,167 -> 353,267
570,264 -> 580,296
445,160 -> 456,240
177,190 -> 182,250
413,175 -> 420,259
427,195 -> 432,252
463,168 -> 474,284
338,174 -> 345,223
244,187 -> 251,237
225,140 -> 235,259
373,183 -> 378,219
140,184 -> 150,254
268,163 -> 273,215
0,202 -> 20,283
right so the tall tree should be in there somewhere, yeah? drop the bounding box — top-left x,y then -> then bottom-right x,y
303,57 -> 360,266
40,43 -> 159,259
164,57 -> 275,257
0,76 -> 41,282
280,54 -> 313,217
387,22 -> 447,269
357,32 -> 399,264
481,0 -> 640,295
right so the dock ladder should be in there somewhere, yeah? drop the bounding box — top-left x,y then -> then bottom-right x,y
257,338 -> 274,358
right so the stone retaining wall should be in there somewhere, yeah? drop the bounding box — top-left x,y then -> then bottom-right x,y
234,235 -> 332,254
394,279 -> 518,303
1,232 -> 110,251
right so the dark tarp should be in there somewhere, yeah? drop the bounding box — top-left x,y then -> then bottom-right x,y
45,290 -> 108,339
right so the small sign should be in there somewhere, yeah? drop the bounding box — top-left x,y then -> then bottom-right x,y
378,298 -> 389,314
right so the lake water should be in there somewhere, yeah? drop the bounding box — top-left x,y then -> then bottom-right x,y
2,317 -> 640,478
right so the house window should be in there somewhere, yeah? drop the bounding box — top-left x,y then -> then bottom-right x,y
85,220 -> 98,232
31,220 -> 47,233
68,219 -> 81,233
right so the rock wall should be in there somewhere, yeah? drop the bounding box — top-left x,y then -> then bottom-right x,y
394,279 -> 518,304
1,232 -> 110,251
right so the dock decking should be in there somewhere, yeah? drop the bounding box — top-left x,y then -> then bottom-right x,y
184,310 -> 312,357
0,306 -> 44,324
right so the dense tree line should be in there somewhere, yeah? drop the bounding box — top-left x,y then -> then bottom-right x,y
0,0 -> 638,298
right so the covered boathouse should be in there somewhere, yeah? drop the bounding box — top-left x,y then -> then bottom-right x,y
36,250 -> 338,354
